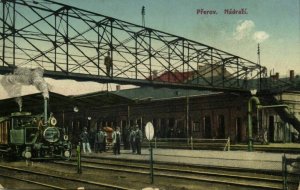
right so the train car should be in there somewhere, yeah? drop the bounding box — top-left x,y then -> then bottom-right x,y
0,111 -> 72,160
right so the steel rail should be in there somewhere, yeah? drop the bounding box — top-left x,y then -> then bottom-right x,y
0,164 -> 134,190
54,159 -> 283,190
0,173 -> 66,190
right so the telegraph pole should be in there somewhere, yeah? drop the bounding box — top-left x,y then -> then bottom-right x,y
257,43 -> 260,65
142,6 -> 145,27
257,43 -> 262,90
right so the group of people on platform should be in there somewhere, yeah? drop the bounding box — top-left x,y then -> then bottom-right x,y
79,124 -> 143,155
94,127 -> 107,153
129,125 -> 143,155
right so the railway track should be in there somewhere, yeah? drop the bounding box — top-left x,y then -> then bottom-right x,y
0,173 -> 64,189
53,156 -> 287,190
0,164 -> 134,190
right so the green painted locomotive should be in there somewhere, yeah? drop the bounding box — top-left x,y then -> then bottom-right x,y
0,106 -> 71,160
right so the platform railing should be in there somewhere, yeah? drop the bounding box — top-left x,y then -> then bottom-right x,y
153,137 -> 230,151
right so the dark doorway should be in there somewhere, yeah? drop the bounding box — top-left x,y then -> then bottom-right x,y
236,117 -> 242,142
168,118 -> 175,138
204,116 -> 211,138
176,120 -> 185,138
218,115 -> 225,138
269,116 -> 275,143
161,118 -> 167,138
152,118 -> 158,137
121,120 -> 127,130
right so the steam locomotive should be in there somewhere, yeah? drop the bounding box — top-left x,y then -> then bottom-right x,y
0,101 -> 72,160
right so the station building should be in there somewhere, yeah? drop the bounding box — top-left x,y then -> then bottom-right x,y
0,74 -> 300,147
65,86 -> 300,145
62,69 -> 300,146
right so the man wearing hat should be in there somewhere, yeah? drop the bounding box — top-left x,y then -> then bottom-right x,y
112,127 -> 122,155
129,127 -> 136,154
80,127 -> 92,154
135,125 -> 143,155
94,127 -> 105,153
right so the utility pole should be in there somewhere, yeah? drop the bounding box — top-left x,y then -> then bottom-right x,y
257,43 -> 262,90
141,6 -> 145,27
257,43 -> 260,65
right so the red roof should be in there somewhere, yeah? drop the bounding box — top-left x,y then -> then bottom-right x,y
152,71 -> 195,83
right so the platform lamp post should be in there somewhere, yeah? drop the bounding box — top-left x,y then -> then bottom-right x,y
73,106 -> 82,174
247,89 -> 261,152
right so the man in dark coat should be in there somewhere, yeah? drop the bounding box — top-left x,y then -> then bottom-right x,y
135,125 -> 143,155
129,127 -> 136,154
112,127 -> 121,155
80,127 -> 92,154
94,128 -> 105,153
104,52 -> 113,76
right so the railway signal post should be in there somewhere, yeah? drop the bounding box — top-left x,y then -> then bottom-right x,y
145,122 -> 155,184
77,142 -> 82,174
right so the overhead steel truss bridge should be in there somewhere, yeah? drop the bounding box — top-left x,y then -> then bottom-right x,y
1,0 -> 268,93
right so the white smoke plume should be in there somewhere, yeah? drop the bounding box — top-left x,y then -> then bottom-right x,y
15,97 -> 22,112
0,67 -> 49,111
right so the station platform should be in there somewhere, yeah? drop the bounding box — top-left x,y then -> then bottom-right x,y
84,148 -> 300,173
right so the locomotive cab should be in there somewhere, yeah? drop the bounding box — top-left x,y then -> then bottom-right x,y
10,112 -> 35,145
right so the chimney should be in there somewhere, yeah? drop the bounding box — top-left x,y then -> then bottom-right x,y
116,85 -> 121,91
290,70 -> 295,81
275,72 -> 279,80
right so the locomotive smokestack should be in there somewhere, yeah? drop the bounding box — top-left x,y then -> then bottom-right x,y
44,98 -> 48,125
16,97 -> 22,112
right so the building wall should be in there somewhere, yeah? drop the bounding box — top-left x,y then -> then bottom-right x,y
1,91 -> 299,145
54,91 -> 300,145
67,93 -> 251,143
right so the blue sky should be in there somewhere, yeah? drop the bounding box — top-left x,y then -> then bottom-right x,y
51,0 -> 299,75
1,0 -> 299,99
